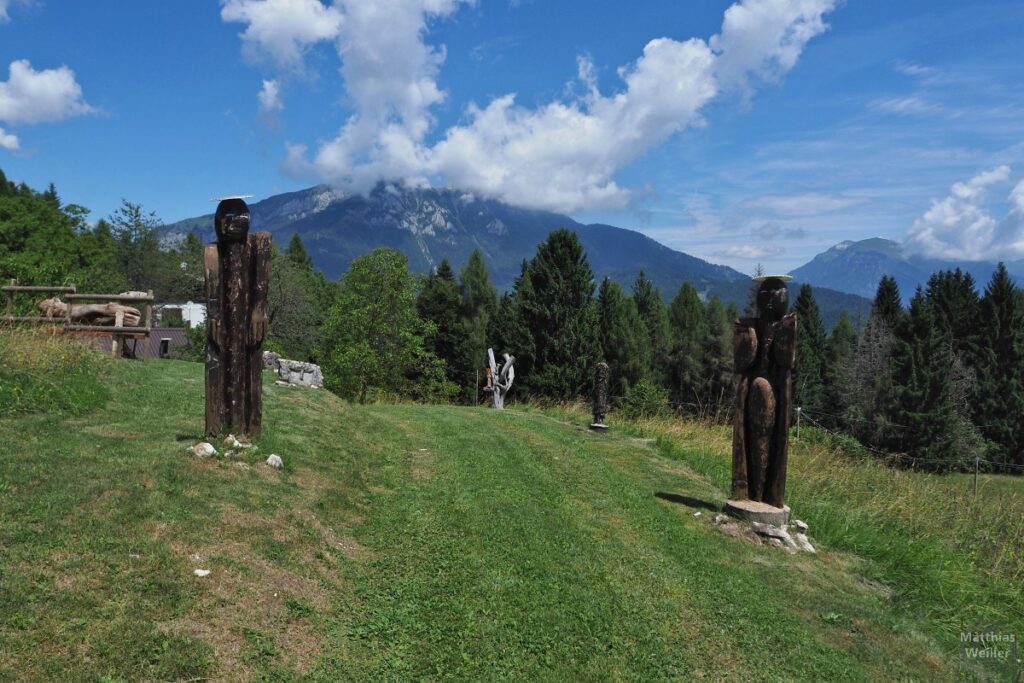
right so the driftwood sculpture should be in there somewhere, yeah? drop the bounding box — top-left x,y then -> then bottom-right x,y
485,348 -> 515,410
591,361 -> 609,430
38,297 -> 141,326
204,197 -> 271,437
731,276 -> 797,511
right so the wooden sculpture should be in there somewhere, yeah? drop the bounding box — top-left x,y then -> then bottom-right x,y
486,348 -> 515,410
204,197 -> 271,437
731,276 -> 797,509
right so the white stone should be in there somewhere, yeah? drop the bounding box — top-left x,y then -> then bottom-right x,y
794,533 -> 816,553
275,358 -> 324,388
266,454 -> 283,469
793,519 -> 809,533
714,514 -> 729,525
693,511 -> 702,517
190,442 -> 217,458
194,569 -> 211,578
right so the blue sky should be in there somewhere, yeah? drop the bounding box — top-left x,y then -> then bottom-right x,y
1,0 -> 1023,274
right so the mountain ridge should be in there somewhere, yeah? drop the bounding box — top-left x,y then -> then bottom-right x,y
790,237 -> 1024,301
164,184 -> 869,328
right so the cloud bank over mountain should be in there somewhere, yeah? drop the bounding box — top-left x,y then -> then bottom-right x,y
222,0 -> 837,212
905,165 -> 1024,261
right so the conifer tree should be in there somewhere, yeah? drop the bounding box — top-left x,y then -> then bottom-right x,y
700,296 -> 735,416
873,275 -> 903,329
793,284 -> 826,414
667,282 -> 707,405
973,264 -> 1024,468
823,311 -> 857,425
507,230 -> 598,399
887,289 -> 960,469
459,249 -> 498,377
417,260 -> 473,400
596,278 -> 647,397
632,271 -> 672,385
284,233 -> 313,269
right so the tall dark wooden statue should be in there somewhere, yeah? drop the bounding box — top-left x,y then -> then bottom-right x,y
591,361 -> 609,431
730,276 -> 797,511
205,197 -> 271,437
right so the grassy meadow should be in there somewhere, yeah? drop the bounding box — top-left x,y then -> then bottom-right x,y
0,338 -> 1021,680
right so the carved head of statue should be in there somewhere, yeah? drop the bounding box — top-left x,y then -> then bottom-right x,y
755,276 -> 791,322
214,197 -> 251,243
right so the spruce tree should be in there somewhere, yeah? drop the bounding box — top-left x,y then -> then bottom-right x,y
285,233 -> 313,269
596,278 -> 647,397
417,260 -> 473,401
459,249 -> 498,375
700,296 -> 735,416
873,275 -> 903,329
509,230 -> 599,399
925,268 -> 980,361
632,271 -> 672,385
887,289 -> 960,470
823,311 -> 857,425
973,264 -> 1024,468
667,282 -> 707,405
793,284 -> 826,414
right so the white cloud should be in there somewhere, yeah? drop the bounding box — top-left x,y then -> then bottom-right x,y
0,0 -> 29,24
0,126 -> 19,150
221,0 -> 343,72
710,0 -> 836,92
258,78 -> 283,112
230,0 -> 837,212
715,244 -> 785,259
749,192 -> 861,216
904,165 -> 1024,260
871,96 -> 938,116
894,61 -> 935,77
0,60 -> 95,126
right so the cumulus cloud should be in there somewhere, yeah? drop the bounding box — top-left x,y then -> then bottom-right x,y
0,126 -> 19,150
258,78 -> 283,112
221,0 -> 343,72
904,165 -> 1024,260
0,60 -> 95,126
229,0 -> 836,212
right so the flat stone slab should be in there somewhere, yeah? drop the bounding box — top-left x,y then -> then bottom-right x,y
589,423 -> 609,432
724,499 -> 790,526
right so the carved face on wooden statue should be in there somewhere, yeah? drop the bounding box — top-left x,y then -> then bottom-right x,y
756,278 -> 789,323
215,198 -> 251,243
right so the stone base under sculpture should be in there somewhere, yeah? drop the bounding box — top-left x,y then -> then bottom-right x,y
589,423 -> 609,432
724,499 -> 790,526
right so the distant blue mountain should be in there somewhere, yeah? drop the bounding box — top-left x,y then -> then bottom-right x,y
165,184 -> 868,328
790,238 -> 1024,302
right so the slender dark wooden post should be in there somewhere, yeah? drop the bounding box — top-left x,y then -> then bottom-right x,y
204,197 -> 270,438
5,279 -> 14,321
591,361 -> 609,430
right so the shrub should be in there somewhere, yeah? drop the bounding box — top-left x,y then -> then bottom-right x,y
619,378 -> 669,420
0,327 -> 110,415
169,323 -> 206,363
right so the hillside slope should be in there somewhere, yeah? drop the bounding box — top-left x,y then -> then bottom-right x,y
1,360 -> 1019,680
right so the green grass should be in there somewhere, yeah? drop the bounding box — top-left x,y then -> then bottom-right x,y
0,328 -> 111,416
0,357 -> 1020,680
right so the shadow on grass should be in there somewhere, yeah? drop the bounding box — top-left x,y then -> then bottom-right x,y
654,492 -> 721,512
